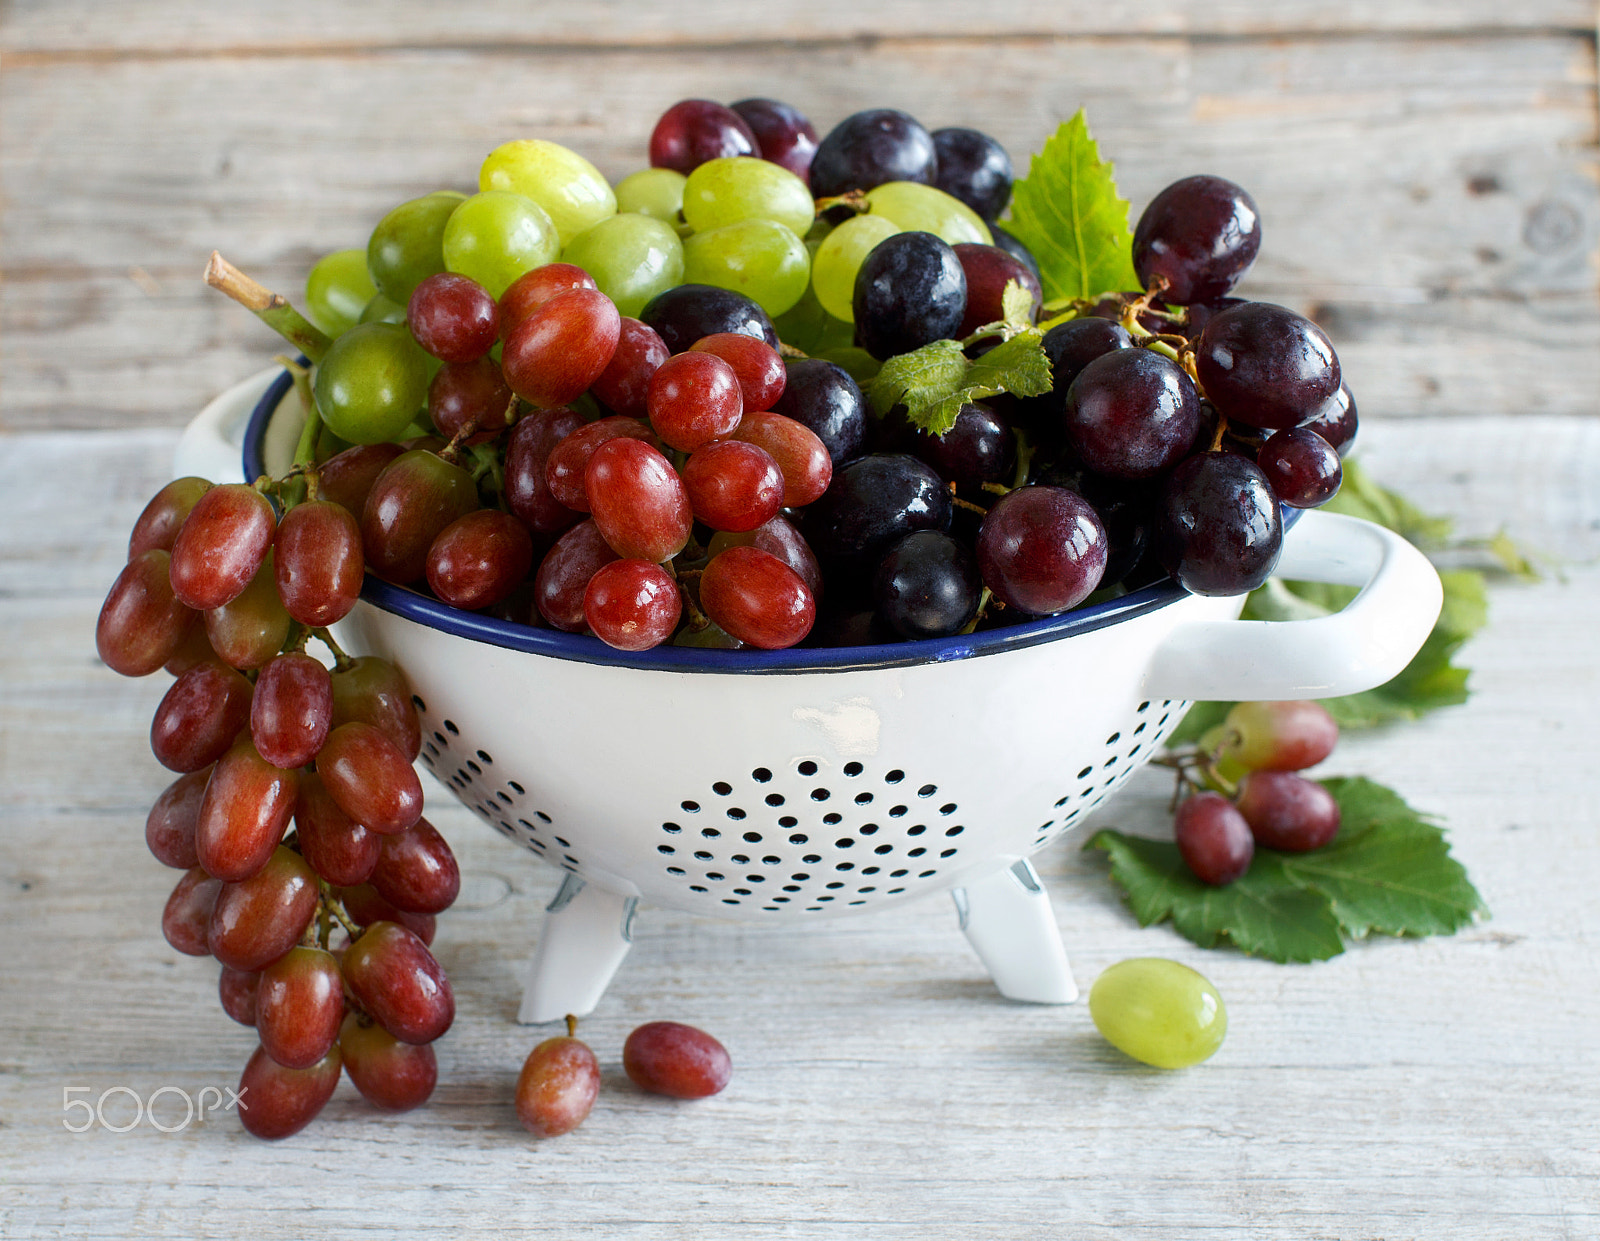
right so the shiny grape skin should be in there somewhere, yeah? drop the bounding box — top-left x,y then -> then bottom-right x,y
640,283 -> 780,354
371,818 -> 461,915
952,243 -> 1041,338
1259,426 -> 1342,508
150,660 -> 254,773
147,767 -> 211,869
361,450 -> 480,586
406,272 -> 500,362
584,438 -> 693,563
498,262 -> 598,336
251,652 -> 332,770
689,332 -> 787,413
1174,792 -> 1255,886
505,406 -> 588,534
623,1021 -> 732,1098
931,127 -> 1014,221
649,99 -> 758,173
502,287 -> 622,409
729,412 -> 833,507
682,441 -> 784,533
730,97 -> 819,180
97,550 -> 197,677
294,771 -> 380,886
162,866 -> 223,956
591,318 -> 671,419
699,546 -> 816,649
425,510 -> 535,610
130,477 -> 212,559
873,531 -> 982,640
1236,772 -> 1341,851
316,442 -> 403,518
428,356 -> 514,442
1088,959 -> 1227,1070
257,946 -> 345,1070
237,1043 -> 341,1140
1063,348 -> 1202,480
534,519 -> 620,631
544,416 -> 661,512
168,483 -> 277,610
274,500 -> 364,627
219,965 -> 261,1026
707,515 -> 823,600
988,225 -> 1042,285
517,1035 -> 601,1136
809,108 -> 937,197
1132,175 -> 1262,305
1033,318 -> 1135,423
339,883 -> 436,945
852,231 -> 968,361
342,920 -> 455,1045
1301,382 -> 1358,457
1220,700 -> 1339,772
976,485 -> 1109,616
1195,302 -> 1342,431
911,401 -> 1015,490
804,453 -> 953,569
204,553 -> 290,670
318,722 -> 424,835
770,359 -> 868,464
340,1012 -> 438,1111
329,656 -> 421,762
207,845 -> 320,972
1156,451 -> 1283,597
646,351 -> 745,452
194,736 -> 298,882
582,559 -> 682,651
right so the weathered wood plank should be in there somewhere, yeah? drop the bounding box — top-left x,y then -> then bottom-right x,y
3,0 -> 1597,53
2,34 -> 1595,430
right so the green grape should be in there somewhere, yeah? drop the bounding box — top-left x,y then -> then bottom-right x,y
561,213 -> 685,319
366,192 -> 462,306
479,139 -> 617,246
312,323 -> 430,445
864,182 -> 991,247
358,294 -> 406,326
441,190 -> 560,299
305,249 -> 377,338
682,157 -> 815,239
682,219 -> 810,318
1197,725 -> 1249,785
615,168 -> 688,226
811,214 -> 901,322
1088,958 -> 1227,1069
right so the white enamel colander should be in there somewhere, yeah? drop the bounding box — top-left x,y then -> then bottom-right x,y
178,367 -> 1443,1023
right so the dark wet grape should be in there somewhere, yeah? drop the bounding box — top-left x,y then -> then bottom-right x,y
535,519 -> 621,632
874,531 -> 982,640
809,108 -> 936,197
1063,348 -> 1201,480
1155,451 -> 1283,597
1259,426 -> 1342,508
1301,382 -> 1358,457
640,284 -> 779,354
976,486 -> 1108,616
505,406 -> 588,534
730,97 -> 819,180
1195,301 -> 1341,432
649,99 -> 758,173
853,231 -> 967,361
952,243 -> 1040,338
771,359 -> 868,464
931,128 -> 1013,221
804,454 -> 953,569
988,225 -> 1041,285
1132,175 -> 1261,305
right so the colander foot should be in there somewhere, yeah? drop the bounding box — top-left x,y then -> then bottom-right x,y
518,874 -> 639,1024
952,859 -> 1078,1004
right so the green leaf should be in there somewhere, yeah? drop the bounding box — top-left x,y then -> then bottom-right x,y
867,329 -> 1052,436
1004,110 -> 1141,302
1086,831 -> 1347,962
1281,777 -> 1486,937
1000,278 -> 1036,328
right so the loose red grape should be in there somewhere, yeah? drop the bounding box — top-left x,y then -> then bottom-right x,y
168,483 -> 277,610
646,351 -> 743,452
1174,792 -> 1255,886
516,1035 -> 601,1136
1236,772 -> 1341,852
502,287 -> 621,409
699,546 -> 815,650
623,1020 -> 731,1098
1218,701 -> 1340,772
583,559 -> 682,651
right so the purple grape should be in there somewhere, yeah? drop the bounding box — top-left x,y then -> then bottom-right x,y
1236,772 -> 1341,852
640,284 -> 778,354
873,531 -> 982,640
1132,175 -> 1262,305
1063,348 -> 1202,480
1196,301 -> 1342,432
1155,452 -> 1282,596
976,486 -> 1108,616
931,128 -> 1013,221
1301,382 -> 1358,457
809,109 -> 937,197
1258,426 -> 1342,508
1010,318 -> 1133,442
804,454 -> 952,570
649,99 -> 757,174
853,232 -> 967,361
1174,792 -> 1255,886
952,243 -> 1041,338
771,359 -> 868,465
730,97 -> 818,180
911,401 -> 1016,490
988,225 -> 1042,286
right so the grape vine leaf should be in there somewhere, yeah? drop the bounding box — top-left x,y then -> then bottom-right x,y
867,329 -> 1052,436
1087,777 -> 1486,961
1003,110 -> 1142,303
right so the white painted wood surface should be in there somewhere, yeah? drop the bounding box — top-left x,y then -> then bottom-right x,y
2,4 -> 1599,1237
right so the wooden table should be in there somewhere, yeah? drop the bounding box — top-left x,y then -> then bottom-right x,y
3,5 -> 1597,1238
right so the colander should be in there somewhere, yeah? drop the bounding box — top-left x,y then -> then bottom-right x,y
177,367 -> 1443,1022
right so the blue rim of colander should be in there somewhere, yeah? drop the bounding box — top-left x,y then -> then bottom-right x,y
246,365 -> 1282,673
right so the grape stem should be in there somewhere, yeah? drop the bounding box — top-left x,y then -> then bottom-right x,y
565,1014 -> 578,1039
205,252 -> 332,364
312,626 -> 357,672
811,189 -> 869,216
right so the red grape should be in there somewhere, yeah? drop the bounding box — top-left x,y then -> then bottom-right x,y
294,771 -> 380,886
97,549 -> 196,677
682,440 -> 784,532
534,519 -> 620,631
339,883 -> 436,945
339,1012 -> 437,1111
1236,772 -> 1341,852
204,552 -> 291,669
502,287 -> 621,409
257,946 -> 345,1070
516,1035 -> 600,1136
1174,792 -> 1255,886
699,546 -> 815,650
407,272 -> 499,362
146,766 -> 211,870
505,406 -> 588,534
975,486 -> 1108,616
274,499 -> 364,627
316,442 -> 403,517
649,99 -> 757,173
498,262 -> 597,336
623,1021 -> 731,1098
952,242 -> 1042,338
342,921 -> 454,1045
237,1043 -> 341,1140
583,559 -> 682,651
1259,426 -> 1342,509
207,845 -> 320,972
329,656 -> 421,762
1132,175 -> 1261,304
317,722 -> 423,835
168,483 -> 277,610
591,317 -> 670,419
706,515 -> 823,600
584,438 -> 693,563
425,510 -> 535,610
1219,701 -> 1339,773
361,450 -> 480,586
544,416 -> 659,513
162,866 -> 223,956
251,652 -> 333,770
150,660 -> 254,773
646,351 -> 743,452
370,818 -> 461,915
428,356 -> 515,443
162,620 -> 220,678
129,477 -> 212,560
219,965 -> 260,1026
729,412 -> 832,507
194,735 -> 299,882
689,333 -> 786,413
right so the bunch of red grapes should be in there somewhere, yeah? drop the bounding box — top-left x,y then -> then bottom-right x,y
97,478 -> 457,1139
1167,701 -> 1344,886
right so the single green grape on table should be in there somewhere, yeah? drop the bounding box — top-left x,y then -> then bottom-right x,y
1088,958 -> 1227,1069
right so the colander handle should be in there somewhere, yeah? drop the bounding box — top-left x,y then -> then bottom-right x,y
1142,510 -> 1444,702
